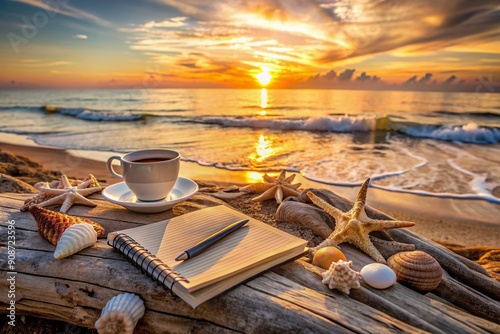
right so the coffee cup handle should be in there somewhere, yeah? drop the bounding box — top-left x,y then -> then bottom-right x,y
106,156 -> 123,178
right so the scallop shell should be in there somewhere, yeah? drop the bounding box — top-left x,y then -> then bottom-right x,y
29,205 -> 105,245
54,223 -> 97,259
387,250 -> 442,292
95,293 -> 145,334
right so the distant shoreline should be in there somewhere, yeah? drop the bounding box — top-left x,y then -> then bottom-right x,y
1,87 -> 499,94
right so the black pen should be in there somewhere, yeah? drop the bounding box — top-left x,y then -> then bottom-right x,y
175,219 -> 249,261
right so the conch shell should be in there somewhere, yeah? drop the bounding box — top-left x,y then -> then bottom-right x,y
387,250 -> 442,292
95,293 -> 145,334
54,223 -> 97,259
29,205 -> 105,245
321,260 -> 361,294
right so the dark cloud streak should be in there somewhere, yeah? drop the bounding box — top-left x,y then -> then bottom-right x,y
318,1 -> 500,63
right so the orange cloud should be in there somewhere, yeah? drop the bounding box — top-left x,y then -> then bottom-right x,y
117,0 -> 497,88
3,0 -> 499,89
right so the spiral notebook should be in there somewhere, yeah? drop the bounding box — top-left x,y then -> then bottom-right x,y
108,205 -> 307,308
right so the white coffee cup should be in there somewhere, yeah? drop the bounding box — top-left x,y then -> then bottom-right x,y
106,149 -> 180,201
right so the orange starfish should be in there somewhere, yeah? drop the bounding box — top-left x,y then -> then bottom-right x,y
307,178 -> 415,263
240,170 -> 301,204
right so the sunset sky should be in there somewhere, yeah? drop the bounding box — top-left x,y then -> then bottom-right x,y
1,0 -> 499,91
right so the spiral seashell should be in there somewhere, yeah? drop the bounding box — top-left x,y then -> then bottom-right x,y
54,223 -> 97,259
387,250 -> 442,292
30,205 -> 77,245
29,205 -> 105,245
95,293 -> 145,334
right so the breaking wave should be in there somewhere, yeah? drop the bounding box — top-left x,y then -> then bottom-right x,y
194,115 -> 500,144
42,105 -> 148,121
197,115 -> 379,132
393,122 -> 500,144
2,105 -> 499,144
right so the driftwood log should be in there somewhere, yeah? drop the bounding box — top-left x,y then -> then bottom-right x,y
1,189 -> 500,333
286,189 -> 500,321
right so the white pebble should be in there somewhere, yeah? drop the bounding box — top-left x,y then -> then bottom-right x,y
360,263 -> 396,289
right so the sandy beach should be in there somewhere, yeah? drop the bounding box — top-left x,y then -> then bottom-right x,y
1,139 -> 499,334
1,139 -> 499,248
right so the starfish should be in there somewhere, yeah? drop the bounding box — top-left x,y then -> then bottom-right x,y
36,175 -> 102,213
307,178 -> 415,264
240,170 -> 301,203
53,173 -> 100,189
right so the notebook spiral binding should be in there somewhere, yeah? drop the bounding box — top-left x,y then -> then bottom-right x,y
109,233 -> 189,294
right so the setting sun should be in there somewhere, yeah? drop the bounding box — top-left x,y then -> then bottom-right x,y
1,0 -> 500,331
256,68 -> 272,86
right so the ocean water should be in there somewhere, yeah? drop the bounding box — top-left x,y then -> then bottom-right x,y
1,88 -> 499,203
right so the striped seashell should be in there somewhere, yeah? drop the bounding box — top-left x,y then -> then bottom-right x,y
54,223 -> 97,259
95,293 -> 145,334
20,192 -> 55,212
29,205 -> 105,245
387,250 -> 442,292
82,173 -> 101,188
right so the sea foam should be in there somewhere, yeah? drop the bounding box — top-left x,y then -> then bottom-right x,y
395,122 -> 500,144
42,105 -> 147,121
201,115 -> 378,132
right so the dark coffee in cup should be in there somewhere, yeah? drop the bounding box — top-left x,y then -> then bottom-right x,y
131,157 -> 172,163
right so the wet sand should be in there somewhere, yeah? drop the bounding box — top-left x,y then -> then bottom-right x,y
1,139 -> 499,248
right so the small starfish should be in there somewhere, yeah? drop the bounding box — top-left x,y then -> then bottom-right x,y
37,175 -> 102,213
307,178 -> 415,264
240,170 -> 301,203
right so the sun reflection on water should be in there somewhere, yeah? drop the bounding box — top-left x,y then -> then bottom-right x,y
243,171 -> 265,184
258,88 -> 268,116
260,88 -> 267,109
248,133 -> 278,167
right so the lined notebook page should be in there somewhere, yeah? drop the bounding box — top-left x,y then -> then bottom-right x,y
111,205 -> 307,293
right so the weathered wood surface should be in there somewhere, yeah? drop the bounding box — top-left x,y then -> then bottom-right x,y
0,191 -> 499,333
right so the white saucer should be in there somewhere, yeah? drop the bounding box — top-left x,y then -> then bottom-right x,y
102,177 -> 198,213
